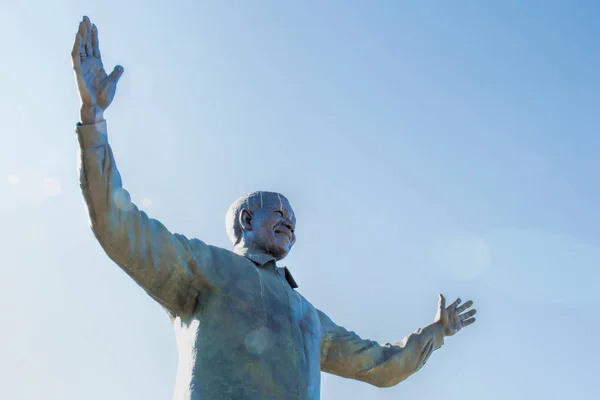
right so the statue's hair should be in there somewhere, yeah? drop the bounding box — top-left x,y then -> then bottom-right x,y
225,191 -> 283,245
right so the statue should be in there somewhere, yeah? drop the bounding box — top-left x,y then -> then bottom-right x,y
71,16 -> 477,400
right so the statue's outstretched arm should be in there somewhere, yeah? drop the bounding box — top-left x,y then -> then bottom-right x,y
72,16 -> 213,316
318,295 -> 476,388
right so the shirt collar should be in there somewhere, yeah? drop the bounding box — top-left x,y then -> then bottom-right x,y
233,247 -> 299,289
234,247 -> 276,266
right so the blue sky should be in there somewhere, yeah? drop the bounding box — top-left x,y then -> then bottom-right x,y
1,1 -> 598,399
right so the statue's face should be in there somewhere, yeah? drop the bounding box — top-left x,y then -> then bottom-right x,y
244,194 -> 296,260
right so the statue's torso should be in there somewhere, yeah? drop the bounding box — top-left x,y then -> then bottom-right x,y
172,246 -> 323,400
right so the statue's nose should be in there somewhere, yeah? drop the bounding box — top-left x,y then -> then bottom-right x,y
284,220 -> 295,233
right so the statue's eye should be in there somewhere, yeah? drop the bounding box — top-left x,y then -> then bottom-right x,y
275,211 -> 284,216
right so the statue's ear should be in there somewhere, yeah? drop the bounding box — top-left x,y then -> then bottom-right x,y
239,208 -> 253,232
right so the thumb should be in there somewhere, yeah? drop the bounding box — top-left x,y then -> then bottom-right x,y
107,65 -> 124,84
438,294 -> 446,310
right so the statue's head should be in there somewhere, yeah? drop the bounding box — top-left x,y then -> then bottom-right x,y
226,191 -> 296,260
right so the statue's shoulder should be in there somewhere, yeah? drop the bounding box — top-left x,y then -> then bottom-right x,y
187,240 -> 248,269
205,243 -> 237,260
178,239 -> 246,285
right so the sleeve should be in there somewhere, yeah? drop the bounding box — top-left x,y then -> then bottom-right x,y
318,309 -> 445,388
76,120 -> 213,316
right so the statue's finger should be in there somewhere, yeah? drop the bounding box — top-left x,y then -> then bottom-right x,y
78,20 -> 86,38
460,309 -> 477,320
83,16 -> 92,31
71,33 -> 83,69
107,65 -> 124,85
438,294 -> 446,310
447,298 -> 461,311
83,17 -> 93,57
462,317 -> 476,327
91,24 -> 101,58
456,300 -> 473,313
82,30 -> 89,57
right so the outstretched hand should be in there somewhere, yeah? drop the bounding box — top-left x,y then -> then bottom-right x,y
71,16 -> 124,124
435,295 -> 477,337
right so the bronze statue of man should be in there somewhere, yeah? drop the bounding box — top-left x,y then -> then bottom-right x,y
72,16 -> 477,400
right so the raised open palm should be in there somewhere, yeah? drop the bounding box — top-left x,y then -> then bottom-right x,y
435,295 -> 477,337
71,16 -> 123,117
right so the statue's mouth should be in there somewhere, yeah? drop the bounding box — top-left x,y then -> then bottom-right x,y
275,229 -> 292,242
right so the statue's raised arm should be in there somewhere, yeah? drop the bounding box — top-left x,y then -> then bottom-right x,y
72,17 -> 212,317
319,295 -> 476,387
